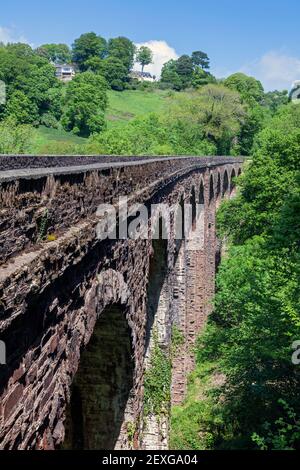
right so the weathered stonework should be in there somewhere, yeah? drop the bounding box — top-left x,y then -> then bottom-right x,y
0,156 -> 242,450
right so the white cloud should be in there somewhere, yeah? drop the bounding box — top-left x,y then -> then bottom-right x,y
240,51 -> 300,91
0,26 -> 28,45
134,40 -> 178,78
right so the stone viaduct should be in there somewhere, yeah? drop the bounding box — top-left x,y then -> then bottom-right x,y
0,155 -> 242,450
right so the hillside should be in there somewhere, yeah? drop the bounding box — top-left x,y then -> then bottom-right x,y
105,89 -> 173,129
30,89 -> 175,153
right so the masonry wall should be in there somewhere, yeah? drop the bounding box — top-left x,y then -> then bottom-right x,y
0,157 -> 242,449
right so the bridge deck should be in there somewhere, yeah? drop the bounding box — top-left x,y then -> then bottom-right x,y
0,155 -> 242,182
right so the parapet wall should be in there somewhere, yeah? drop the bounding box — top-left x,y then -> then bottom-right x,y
0,156 -> 240,265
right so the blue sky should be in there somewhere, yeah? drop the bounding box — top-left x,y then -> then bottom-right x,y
1,0 -> 300,90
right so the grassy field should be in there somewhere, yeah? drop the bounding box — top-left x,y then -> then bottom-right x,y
106,89 -> 173,128
30,89 -> 175,153
30,126 -> 87,154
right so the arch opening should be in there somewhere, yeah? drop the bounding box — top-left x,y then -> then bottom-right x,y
209,175 -> 214,203
63,303 -> 134,450
190,186 -> 197,230
216,173 -> 221,198
199,180 -> 204,205
145,235 -> 169,354
222,171 -> 229,196
230,169 -> 236,193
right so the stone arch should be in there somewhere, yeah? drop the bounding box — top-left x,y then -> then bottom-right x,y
238,167 -> 242,177
222,170 -> 229,196
230,168 -> 236,193
63,302 -> 134,450
209,174 -> 214,203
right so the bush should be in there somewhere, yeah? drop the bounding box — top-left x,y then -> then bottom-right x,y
0,118 -> 34,153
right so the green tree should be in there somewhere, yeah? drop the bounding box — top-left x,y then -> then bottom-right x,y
224,73 -> 264,106
263,89 -> 289,114
176,55 -> 194,88
172,84 -> 245,153
61,71 -> 108,137
4,90 -> 39,124
160,59 -> 183,90
72,32 -> 107,71
6,42 -> 34,57
238,104 -> 269,155
36,43 -> 72,64
0,44 -> 61,125
97,56 -> 129,90
0,117 -> 34,153
83,53 -> 130,90
136,46 -> 153,72
87,107 -> 217,156
191,50 -> 210,70
192,67 -> 215,88
108,37 -> 136,72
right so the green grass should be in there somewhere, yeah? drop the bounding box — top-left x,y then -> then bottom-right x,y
29,89 -> 177,153
30,126 -> 87,154
106,89 -> 173,129
35,126 -> 86,144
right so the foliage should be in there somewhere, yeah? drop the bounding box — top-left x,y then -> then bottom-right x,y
176,55 -> 194,88
252,400 -> 300,450
0,42 -> 61,126
191,51 -> 210,70
87,112 -> 216,156
61,71 -> 108,136
136,46 -> 153,72
97,56 -> 129,91
224,73 -> 264,106
169,85 -> 245,154
238,104 -> 269,155
160,51 -> 213,91
0,117 -> 34,153
36,43 -> 72,64
263,90 -> 289,114
160,59 -> 183,91
143,334 -> 172,416
108,36 -> 136,72
170,361 -> 225,450
192,67 -> 216,88
218,105 -> 300,243
173,102 -> 300,450
72,32 -> 107,71
4,90 -> 39,124
171,325 -> 185,356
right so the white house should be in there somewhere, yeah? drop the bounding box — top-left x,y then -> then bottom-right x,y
290,80 -> 300,102
130,71 -> 156,83
55,64 -> 76,82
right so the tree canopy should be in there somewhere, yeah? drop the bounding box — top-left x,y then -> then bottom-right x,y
36,43 -> 72,64
72,32 -> 107,71
136,46 -> 153,72
224,72 -> 264,106
61,71 -> 108,137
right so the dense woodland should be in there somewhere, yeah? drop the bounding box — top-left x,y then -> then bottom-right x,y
0,32 -> 289,155
0,33 -> 299,450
